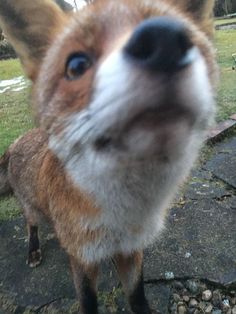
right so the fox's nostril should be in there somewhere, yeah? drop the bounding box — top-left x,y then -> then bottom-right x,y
124,17 -> 194,72
94,136 -> 112,150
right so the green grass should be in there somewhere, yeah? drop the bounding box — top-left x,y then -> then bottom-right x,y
215,17 -> 236,26
0,59 -> 33,220
214,29 -> 236,121
0,196 -> 21,220
0,59 -> 24,80
0,87 -> 34,155
215,29 -> 236,67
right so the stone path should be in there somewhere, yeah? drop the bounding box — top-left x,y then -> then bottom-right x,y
0,131 -> 235,313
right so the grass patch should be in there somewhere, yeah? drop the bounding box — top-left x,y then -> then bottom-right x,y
0,59 -> 32,220
215,17 -> 236,26
0,195 -> 21,220
215,29 -> 236,121
0,58 -> 33,155
0,87 -> 34,154
0,59 -> 24,80
215,29 -> 236,67
216,70 -> 236,121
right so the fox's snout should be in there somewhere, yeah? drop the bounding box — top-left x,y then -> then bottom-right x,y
91,17 -> 198,153
124,17 -> 194,72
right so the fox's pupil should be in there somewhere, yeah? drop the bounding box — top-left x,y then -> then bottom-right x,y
65,53 -> 91,80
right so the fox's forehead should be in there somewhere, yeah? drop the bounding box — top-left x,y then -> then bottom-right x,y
54,0 -> 180,56
37,1 -> 181,96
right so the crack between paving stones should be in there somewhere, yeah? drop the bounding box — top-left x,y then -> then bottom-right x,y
34,297 -> 64,313
186,194 -> 233,202
202,169 -> 236,191
213,194 -> 234,201
144,276 -> 236,290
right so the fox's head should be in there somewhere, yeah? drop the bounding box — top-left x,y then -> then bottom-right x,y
0,0 -> 218,176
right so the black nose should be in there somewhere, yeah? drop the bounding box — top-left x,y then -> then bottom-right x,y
124,17 -> 194,72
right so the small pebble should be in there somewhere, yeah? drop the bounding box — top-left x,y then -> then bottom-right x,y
212,310 -> 222,314
182,288 -> 188,295
222,299 -> 230,308
173,281 -> 185,290
165,271 -> 175,280
198,301 -> 207,311
231,297 -> 236,305
189,298 -> 198,308
205,304 -> 213,313
185,280 -> 199,294
177,305 -> 187,314
202,289 -> 212,301
232,306 -> 236,314
170,302 -> 177,313
226,309 -> 232,314
222,299 -> 230,312
199,283 -> 207,293
213,290 -> 222,307
182,295 -> 190,303
177,302 -> 184,306
184,252 -> 191,258
173,293 -> 181,303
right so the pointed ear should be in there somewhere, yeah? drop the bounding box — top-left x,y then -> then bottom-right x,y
177,0 -> 215,38
0,0 -> 67,80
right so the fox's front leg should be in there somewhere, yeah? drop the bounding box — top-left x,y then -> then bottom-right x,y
113,251 -> 152,314
69,255 -> 99,314
26,224 -> 42,267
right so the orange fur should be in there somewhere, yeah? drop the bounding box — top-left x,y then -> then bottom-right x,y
0,0 -> 67,79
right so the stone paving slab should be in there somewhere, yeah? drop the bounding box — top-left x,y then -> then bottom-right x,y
144,197 -> 236,285
0,218 -> 168,313
0,218 -> 75,307
207,120 -> 236,141
0,217 -> 120,304
204,137 -> 236,188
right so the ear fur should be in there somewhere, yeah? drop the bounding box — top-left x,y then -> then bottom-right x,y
0,0 -> 67,80
172,0 -> 215,38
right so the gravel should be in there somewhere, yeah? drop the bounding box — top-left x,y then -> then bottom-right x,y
168,279 -> 236,314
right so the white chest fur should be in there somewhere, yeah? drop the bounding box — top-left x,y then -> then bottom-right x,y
64,133 -> 201,263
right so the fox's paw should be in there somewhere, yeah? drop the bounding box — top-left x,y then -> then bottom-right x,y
26,249 -> 42,268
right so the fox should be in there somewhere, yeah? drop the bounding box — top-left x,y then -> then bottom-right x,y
0,0 -> 218,313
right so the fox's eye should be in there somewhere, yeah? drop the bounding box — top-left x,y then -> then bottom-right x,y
65,52 -> 92,80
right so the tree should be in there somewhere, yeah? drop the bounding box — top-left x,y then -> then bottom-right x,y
214,0 -> 236,16
54,0 -> 73,12
0,27 -> 3,41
